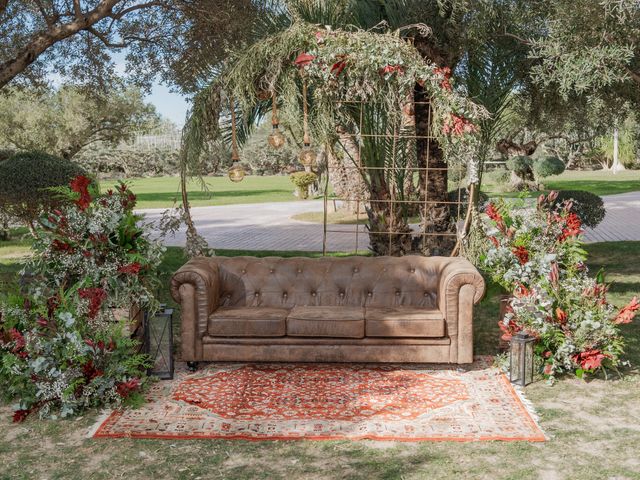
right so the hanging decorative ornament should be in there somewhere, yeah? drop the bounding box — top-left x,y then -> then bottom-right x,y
298,77 -> 317,168
267,91 -> 286,149
227,95 -> 246,183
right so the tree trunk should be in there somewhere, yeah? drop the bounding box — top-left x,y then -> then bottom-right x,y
611,127 -> 626,174
413,81 -> 454,256
327,132 -> 368,213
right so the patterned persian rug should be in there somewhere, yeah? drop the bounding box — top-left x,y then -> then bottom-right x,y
91,360 -> 545,442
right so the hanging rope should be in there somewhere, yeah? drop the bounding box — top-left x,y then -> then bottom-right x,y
230,95 -> 240,162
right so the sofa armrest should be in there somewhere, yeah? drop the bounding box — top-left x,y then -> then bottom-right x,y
170,256 -> 220,338
437,258 -> 486,363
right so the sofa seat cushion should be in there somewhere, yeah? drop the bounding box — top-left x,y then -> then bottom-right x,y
287,306 -> 365,338
208,307 -> 287,337
365,307 -> 445,338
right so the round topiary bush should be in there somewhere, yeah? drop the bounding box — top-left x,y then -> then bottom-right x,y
533,156 -> 565,179
505,155 -> 533,177
0,151 -> 89,229
552,190 -> 606,228
290,171 -> 318,199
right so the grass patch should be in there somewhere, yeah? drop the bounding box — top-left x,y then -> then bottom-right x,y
107,175 -> 305,209
0,241 -> 639,479
482,169 -> 640,198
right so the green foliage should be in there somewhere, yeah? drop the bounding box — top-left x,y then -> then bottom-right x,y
0,149 -> 16,163
0,86 -> 160,159
0,151 -> 88,226
597,120 -> 639,169
447,188 -> 489,219
290,172 -> 318,199
505,155 -> 533,176
532,156 -> 566,179
552,190 -> 606,228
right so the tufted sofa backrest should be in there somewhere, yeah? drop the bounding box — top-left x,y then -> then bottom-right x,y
212,255 -> 453,309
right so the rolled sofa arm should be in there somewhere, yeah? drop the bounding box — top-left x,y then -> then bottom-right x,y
170,257 -> 220,359
437,258 -> 486,363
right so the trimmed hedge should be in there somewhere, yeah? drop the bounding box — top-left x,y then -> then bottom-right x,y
533,156 -> 565,178
552,190 -> 606,228
0,151 -> 88,225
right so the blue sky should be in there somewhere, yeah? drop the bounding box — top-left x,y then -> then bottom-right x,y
147,82 -> 190,127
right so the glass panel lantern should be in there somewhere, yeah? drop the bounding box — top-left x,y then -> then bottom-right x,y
298,144 -> 317,167
509,331 -> 535,386
268,124 -> 286,149
144,304 -> 174,380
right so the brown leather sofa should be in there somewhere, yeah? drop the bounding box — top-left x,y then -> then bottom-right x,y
170,255 -> 485,365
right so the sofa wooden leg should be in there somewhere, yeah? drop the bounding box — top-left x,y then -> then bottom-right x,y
187,361 -> 199,372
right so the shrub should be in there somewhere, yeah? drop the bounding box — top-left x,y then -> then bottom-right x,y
0,151 -> 88,229
552,190 -> 606,228
505,155 -> 533,177
532,156 -> 565,179
0,149 -> 16,163
290,172 -> 318,199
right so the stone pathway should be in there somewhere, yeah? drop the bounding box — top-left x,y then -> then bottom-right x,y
141,191 -> 640,252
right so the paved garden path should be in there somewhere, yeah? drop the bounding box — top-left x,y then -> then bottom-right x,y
141,191 -> 640,252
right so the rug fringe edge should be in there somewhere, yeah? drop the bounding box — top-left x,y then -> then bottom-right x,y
511,385 -> 548,440
86,409 -> 113,439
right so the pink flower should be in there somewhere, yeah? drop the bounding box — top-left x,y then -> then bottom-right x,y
433,66 -> 452,90
543,364 -> 553,375
380,65 -> 404,76
614,296 -> 639,325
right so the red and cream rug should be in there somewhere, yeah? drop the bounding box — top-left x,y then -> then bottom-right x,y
91,360 -> 545,442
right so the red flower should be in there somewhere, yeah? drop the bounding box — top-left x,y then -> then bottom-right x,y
555,307 -> 568,325
514,284 -> 531,298
572,349 -> 607,371
544,351 -> 552,359
330,60 -> 347,76
614,296 -> 639,325
294,53 -> 315,67
36,316 -> 48,328
315,31 -> 325,43
117,262 -> 142,275
51,239 -> 73,252
12,409 -> 30,423
488,236 -> 499,248
543,364 -> 553,375
82,360 -> 104,381
47,295 -> 59,319
512,246 -> 529,265
443,113 -> 477,136
380,64 -> 404,76
116,378 -> 141,398
9,328 -> 26,353
433,66 -> 452,90
498,318 -> 521,341
558,212 -> 583,241
70,175 -> 92,210
78,288 -> 107,319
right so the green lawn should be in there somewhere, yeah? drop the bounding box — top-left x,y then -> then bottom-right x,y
1,242 -> 639,479
483,169 -> 640,198
97,170 -> 640,212
108,175 -> 300,209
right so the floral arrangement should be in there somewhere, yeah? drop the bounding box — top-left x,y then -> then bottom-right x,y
0,175 -> 164,421
0,291 -> 149,421
30,175 -> 164,311
481,192 -> 638,380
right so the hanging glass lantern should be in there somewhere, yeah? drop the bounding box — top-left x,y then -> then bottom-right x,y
228,163 -> 246,182
268,125 -> 286,149
227,95 -> 246,182
298,77 -> 316,167
267,91 -> 286,149
509,331 -> 535,386
299,143 -> 317,167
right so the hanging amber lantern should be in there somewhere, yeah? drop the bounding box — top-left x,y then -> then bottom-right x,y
267,92 -> 286,149
227,95 -> 246,182
298,77 -> 316,168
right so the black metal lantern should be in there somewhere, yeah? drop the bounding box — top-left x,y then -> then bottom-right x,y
509,331 -> 535,386
144,304 -> 174,380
